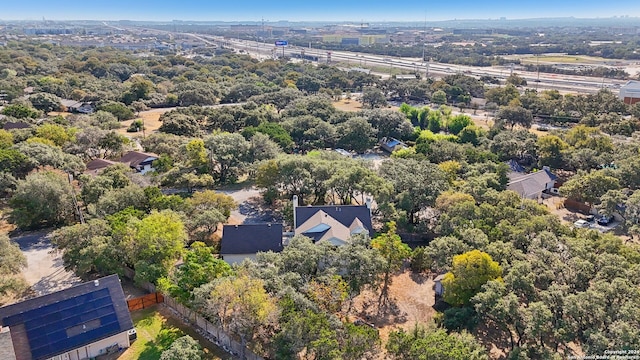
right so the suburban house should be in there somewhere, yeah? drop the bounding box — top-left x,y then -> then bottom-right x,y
220,223 -> 284,265
507,167 -> 558,200
117,151 -> 158,174
84,158 -> 117,175
60,99 -> 95,114
2,121 -> 31,130
0,274 -> 134,360
293,195 -> 374,246
379,137 -> 408,153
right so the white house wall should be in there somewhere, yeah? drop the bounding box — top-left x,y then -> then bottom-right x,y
50,331 -> 130,360
222,254 -> 257,265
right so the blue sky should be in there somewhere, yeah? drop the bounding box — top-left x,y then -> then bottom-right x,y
2,1 -> 640,22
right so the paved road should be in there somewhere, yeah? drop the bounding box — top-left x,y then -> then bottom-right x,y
11,231 -> 80,296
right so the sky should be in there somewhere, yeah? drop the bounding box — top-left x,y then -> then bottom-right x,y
2,0 -> 640,22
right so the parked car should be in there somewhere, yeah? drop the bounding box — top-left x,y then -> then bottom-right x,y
573,219 -> 591,228
584,215 -> 595,222
597,215 -> 614,226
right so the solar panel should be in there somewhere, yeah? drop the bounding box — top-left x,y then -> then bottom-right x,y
23,288 -> 122,359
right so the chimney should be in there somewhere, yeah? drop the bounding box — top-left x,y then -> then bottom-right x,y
366,198 -> 373,215
292,195 -> 299,229
94,280 -> 99,287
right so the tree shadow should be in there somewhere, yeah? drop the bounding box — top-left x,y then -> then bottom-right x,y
356,296 -> 408,328
408,271 -> 430,285
138,324 -> 184,360
239,196 -> 282,224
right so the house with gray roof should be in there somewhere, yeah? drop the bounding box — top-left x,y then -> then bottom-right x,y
0,274 -> 133,360
293,196 -> 373,246
507,167 -> 557,200
220,223 -> 284,265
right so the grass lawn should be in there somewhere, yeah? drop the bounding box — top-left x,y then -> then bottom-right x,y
120,305 -> 232,360
519,55 -> 606,64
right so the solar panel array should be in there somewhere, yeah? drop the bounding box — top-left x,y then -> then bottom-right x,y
3,288 -> 121,360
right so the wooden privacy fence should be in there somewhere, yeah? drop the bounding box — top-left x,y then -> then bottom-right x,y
127,292 -> 164,311
164,295 -> 264,360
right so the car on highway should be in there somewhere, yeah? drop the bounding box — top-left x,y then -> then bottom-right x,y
573,219 -> 591,228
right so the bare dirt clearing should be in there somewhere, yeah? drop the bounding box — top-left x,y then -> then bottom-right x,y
116,107 -> 174,136
351,270 -> 436,346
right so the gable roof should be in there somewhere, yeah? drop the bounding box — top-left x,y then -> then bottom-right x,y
507,169 -> 557,198
220,223 -> 284,255
3,121 -> 31,130
85,158 -> 117,172
0,274 -> 133,360
117,151 -> 158,168
295,205 -> 373,234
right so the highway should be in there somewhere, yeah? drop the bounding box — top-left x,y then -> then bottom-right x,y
206,36 -> 624,94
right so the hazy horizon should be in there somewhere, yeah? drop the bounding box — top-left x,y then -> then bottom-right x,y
3,0 -> 640,22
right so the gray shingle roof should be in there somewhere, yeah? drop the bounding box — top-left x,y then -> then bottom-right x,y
295,205 -> 373,235
220,223 -> 284,255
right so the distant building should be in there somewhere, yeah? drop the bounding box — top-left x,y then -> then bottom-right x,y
619,80 -> 640,105
220,223 -> 284,265
60,99 -> 95,114
2,121 -> 31,130
379,137 -> 408,153
117,151 -> 158,174
507,167 -> 557,200
0,275 -> 134,360
85,158 -> 118,175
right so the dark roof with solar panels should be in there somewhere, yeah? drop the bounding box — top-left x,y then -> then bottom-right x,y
0,274 -> 133,360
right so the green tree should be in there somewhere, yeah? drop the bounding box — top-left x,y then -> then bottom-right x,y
537,135 -> 568,168
35,123 -> 75,147
0,130 -> 13,149
432,90 -> 447,105
201,275 -> 278,359
10,171 -> 76,229
337,117 -> 377,152
371,222 -> 411,312
185,190 -> 236,218
443,250 -> 503,306
506,74 -> 528,87
496,106 -> 533,129
30,92 -> 63,113
158,242 -> 232,304
0,234 -> 28,306
159,335 -> 203,360
185,139 -> 208,173
1,103 -> 40,119
447,114 -> 473,135
386,324 -> 488,360
98,101 -> 134,120
379,158 -> 449,225
124,210 -> 188,284
362,86 -> 387,109
51,219 -> 122,278
205,132 -> 250,184
559,170 -> 620,207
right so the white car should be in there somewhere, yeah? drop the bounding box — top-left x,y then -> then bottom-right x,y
573,219 -> 591,228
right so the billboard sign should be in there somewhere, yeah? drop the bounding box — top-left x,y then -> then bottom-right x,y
275,40 -> 288,46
